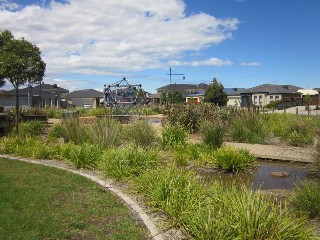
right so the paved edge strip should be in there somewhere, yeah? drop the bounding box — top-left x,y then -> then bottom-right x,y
0,155 -> 164,240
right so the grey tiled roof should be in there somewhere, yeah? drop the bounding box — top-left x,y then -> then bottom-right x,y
157,83 -> 209,91
5,84 -> 69,96
242,84 -> 301,94
227,88 -> 246,96
65,89 -> 104,100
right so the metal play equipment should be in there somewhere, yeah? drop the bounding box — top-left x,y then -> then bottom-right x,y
103,77 -> 151,115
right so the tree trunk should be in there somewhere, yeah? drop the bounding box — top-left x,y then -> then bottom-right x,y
15,86 -> 19,135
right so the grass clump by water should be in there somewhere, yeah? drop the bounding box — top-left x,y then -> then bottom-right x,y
0,157 -> 146,240
212,146 -> 256,172
99,145 -> 158,180
201,122 -> 225,149
231,113 -> 266,144
137,166 -> 318,239
291,180 -> 320,219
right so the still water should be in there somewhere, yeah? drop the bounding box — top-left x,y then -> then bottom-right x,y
199,160 -> 308,190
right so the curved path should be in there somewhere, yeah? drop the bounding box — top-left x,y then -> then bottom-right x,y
0,154 -> 164,240
225,142 -> 315,163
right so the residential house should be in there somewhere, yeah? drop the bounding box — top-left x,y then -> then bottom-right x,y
226,88 -> 246,106
239,84 -> 302,107
185,91 -> 205,105
298,89 -> 319,106
0,84 -> 69,109
65,89 -> 104,108
152,83 -> 209,104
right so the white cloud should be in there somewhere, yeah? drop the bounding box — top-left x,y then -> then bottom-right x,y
0,0 -> 239,78
240,61 -> 260,66
0,0 -> 19,10
170,57 -> 233,67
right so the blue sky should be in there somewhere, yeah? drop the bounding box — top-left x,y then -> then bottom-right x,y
0,0 -> 319,93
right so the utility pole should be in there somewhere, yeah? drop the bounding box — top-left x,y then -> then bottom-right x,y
166,67 -> 185,85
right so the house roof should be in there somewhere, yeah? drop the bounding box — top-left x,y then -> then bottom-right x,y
186,91 -> 205,97
298,89 -> 319,95
314,88 -> 320,92
242,84 -> 301,95
33,84 -> 69,93
65,89 -> 104,100
227,88 -> 246,96
157,83 -> 209,91
5,84 -> 69,96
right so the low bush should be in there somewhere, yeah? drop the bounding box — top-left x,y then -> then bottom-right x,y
291,180 -> 320,219
231,113 -> 266,144
137,167 -> 317,239
267,114 -> 318,146
309,140 -> 320,179
161,125 -> 187,148
47,123 -> 64,140
125,120 -> 157,148
212,146 -> 256,172
65,143 -> 102,169
86,118 -> 123,148
201,122 -> 225,149
61,117 -> 88,144
18,120 -> 47,137
99,145 -> 158,180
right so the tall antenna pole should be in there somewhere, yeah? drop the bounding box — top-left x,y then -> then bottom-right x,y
166,67 -> 184,85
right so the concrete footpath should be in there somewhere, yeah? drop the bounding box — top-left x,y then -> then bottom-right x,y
225,142 -> 315,163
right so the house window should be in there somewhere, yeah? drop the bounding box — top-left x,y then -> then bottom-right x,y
254,96 -> 257,104
259,95 -> 262,103
270,96 -> 273,102
275,96 -> 279,100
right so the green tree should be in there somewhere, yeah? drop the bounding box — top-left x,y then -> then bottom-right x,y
0,29 -> 46,134
204,78 -> 228,106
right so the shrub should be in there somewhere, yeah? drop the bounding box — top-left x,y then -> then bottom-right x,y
47,124 -> 64,140
291,180 -> 320,219
309,140 -> 320,179
61,117 -> 88,144
201,122 -> 225,149
99,145 -> 158,180
161,125 -> 187,148
137,167 -> 317,239
86,118 -> 123,148
43,108 -> 63,118
18,120 -> 46,137
125,120 -> 157,148
65,143 -> 102,169
267,114 -> 318,146
231,113 -> 266,144
212,146 -> 256,172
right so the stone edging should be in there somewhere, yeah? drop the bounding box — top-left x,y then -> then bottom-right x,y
0,155 -> 164,240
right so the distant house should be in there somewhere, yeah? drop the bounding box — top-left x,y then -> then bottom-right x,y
185,91 -> 205,105
65,89 -> 104,108
298,89 -> 319,106
152,83 -> 209,104
226,88 -> 246,106
239,84 -> 302,107
0,84 -> 69,109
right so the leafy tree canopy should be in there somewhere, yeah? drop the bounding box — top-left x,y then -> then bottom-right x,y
0,29 -> 46,133
204,78 -> 228,106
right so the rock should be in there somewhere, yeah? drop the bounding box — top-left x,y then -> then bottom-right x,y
270,171 -> 290,177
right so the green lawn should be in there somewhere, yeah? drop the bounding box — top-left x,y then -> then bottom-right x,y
0,157 -> 147,240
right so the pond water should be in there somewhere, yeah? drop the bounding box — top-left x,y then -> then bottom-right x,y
199,160 -> 309,190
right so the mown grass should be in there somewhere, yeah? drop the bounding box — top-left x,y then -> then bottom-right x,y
0,157 -> 147,240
